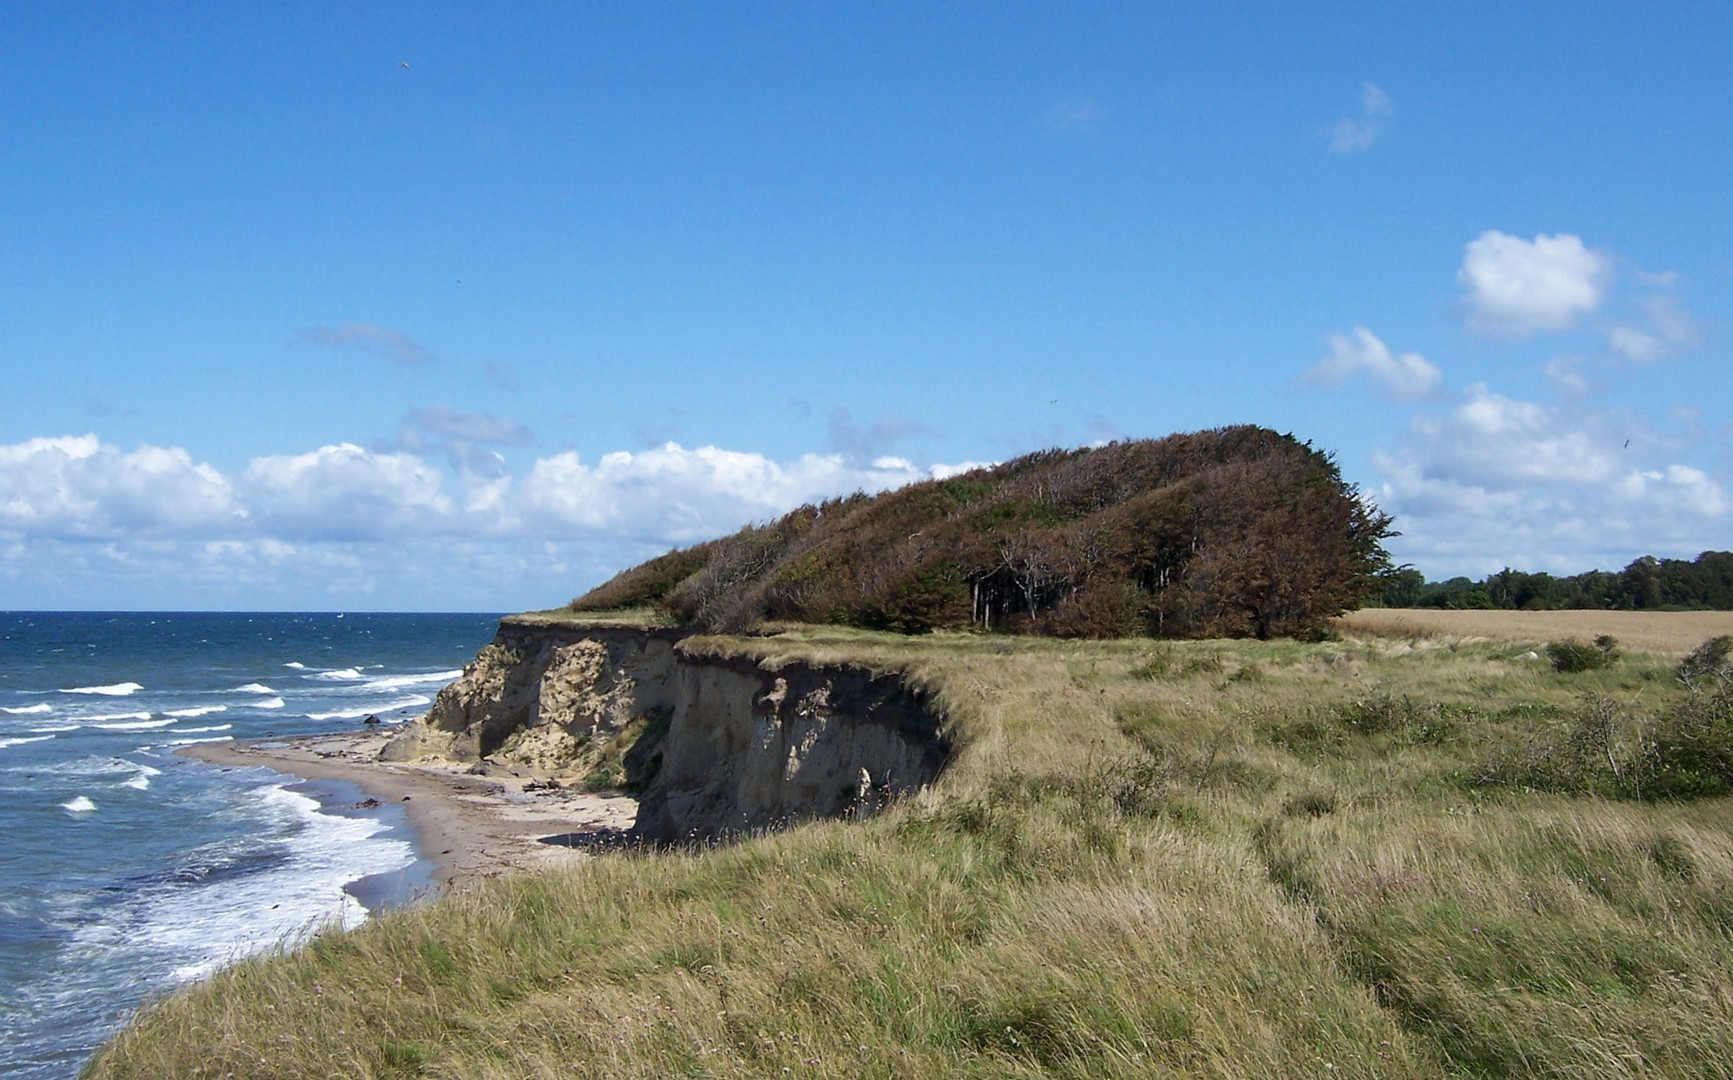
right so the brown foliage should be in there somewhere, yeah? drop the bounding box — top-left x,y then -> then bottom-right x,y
570,426 -> 1394,639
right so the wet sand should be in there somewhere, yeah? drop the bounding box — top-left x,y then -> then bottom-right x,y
180,731 -> 638,888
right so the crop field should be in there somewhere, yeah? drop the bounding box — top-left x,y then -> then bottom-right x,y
92,626 -> 1733,1079
1337,607 -> 1733,655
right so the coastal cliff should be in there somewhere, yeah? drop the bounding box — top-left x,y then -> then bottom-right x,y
382,614 -> 950,841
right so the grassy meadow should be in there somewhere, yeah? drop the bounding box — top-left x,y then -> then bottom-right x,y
88,621 -> 1733,1079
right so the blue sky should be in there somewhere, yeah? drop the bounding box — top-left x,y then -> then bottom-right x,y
2,3 -> 1728,610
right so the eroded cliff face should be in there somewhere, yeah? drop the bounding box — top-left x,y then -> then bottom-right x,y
633,657 -> 947,842
380,622 -> 682,775
383,617 -> 950,841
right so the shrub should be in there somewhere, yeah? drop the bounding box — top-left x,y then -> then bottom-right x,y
1546,636 -> 1618,672
1474,686 -> 1733,801
1676,635 -> 1733,688
1644,683 -> 1733,798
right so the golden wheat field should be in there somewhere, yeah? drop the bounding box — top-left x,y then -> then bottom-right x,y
1336,607 -> 1733,655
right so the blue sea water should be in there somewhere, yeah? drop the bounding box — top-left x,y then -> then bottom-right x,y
0,612 -> 500,1079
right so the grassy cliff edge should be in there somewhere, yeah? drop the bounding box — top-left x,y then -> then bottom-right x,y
89,623 -> 1733,1079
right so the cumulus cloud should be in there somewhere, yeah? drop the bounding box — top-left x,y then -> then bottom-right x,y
1458,231 -> 1613,337
0,435 -> 243,539
1328,82 -> 1394,153
0,432 -> 989,597
520,443 -> 967,543
302,322 -> 436,366
1375,386 -> 1730,573
0,420 -> 1017,610
242,444 -> 454,540
1301,327 -> 1442,401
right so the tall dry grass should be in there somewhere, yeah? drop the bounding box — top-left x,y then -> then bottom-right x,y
88,628 -> 1733,1079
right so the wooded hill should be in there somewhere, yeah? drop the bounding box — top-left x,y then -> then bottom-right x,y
571,426 -> 1395,639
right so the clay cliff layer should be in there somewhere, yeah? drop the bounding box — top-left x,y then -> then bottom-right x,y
383,617 -> 950,842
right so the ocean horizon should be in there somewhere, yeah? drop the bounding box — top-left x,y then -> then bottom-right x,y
0,611 -> 499,1079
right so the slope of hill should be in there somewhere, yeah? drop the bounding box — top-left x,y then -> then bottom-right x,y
573,426 -> 1394,640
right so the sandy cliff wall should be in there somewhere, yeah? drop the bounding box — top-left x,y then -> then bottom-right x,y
382,621 -> 683,769
384,618 -> 950,841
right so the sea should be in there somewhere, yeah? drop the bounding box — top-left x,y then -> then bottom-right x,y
0,611 -> 501,1079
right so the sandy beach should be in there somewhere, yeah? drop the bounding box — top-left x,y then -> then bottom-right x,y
180,731 -> 639,888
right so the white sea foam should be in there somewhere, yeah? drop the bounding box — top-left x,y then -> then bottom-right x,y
30,724 -> 81,733
169,724 -> 232,734
85,711 -> 154,723
123,764 -> 162,790
314,668 -> 365,681
233,683 -> 277,694
62,795 -> 96,813
165,705 -> 228,718
306,695 -> 432,721
105,783 -> 414,981
2,704 -> 54,715
0,734 -> 57,749
93,718 -> 175,731
163,736 -> 233,746
61,682 -> 144,696
284,662 -> 307,669
362,670 -> 462,691
247,697 -> 286,710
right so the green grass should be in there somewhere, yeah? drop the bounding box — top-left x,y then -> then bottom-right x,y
87,628 -> 1733,1079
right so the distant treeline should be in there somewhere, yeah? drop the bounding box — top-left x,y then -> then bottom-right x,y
1376,551 -> 1733,611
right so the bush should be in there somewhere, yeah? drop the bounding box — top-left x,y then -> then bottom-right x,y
1676,635 -> 1733,688
1645,683 -> 1733,798
1474,686 -> 1733,800
1546,636 -> 1618,672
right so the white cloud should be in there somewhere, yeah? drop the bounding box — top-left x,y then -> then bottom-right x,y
0,434 -> 993,606
1375,386 -> 1730,574
1301,327 -> 1442,401
1607,295 -> 1697,364
1542,356 -> 1591,396
0,435 -> 243,539
520,442 -> 971,543
1458,231 -> 1613,337
1328,82 -> 1394,153
241,444 -> 455,540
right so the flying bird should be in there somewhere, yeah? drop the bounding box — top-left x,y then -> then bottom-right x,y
400,61 -> 410,69
1625,439 -> 1632,449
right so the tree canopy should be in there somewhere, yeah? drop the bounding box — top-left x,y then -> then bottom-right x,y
572,427 -> 1395,639
1376,551 -> 1733,611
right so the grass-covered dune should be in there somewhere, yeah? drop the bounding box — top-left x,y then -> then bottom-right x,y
91,626 -> 1733,1079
